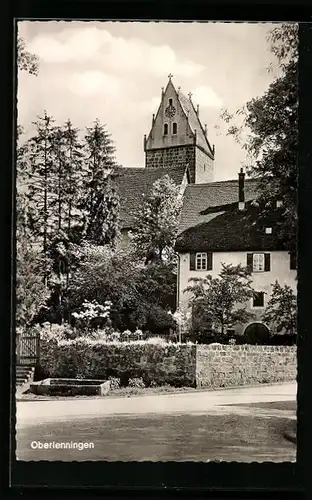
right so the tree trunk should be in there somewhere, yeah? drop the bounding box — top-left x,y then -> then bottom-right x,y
58,155 -> 62,230
66,133 -> 73,289
43,131 -> 48,288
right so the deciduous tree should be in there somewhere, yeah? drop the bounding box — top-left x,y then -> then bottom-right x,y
262,280 -> 297,335
17,36 -> 39,75
16,192 -> 50,328
131,175 -> 183,264
185,263 -> 255,336
219,23 -> 298,250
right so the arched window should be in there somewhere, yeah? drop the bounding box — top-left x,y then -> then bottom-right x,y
169,98 -> 173,106
172,122 -> 177,134
164,123 -> 168,135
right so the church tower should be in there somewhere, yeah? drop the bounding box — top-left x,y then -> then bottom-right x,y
144,75 -> 215,184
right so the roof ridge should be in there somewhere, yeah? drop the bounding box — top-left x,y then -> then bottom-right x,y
186,178 -> 259,186
177,90 -> 214,157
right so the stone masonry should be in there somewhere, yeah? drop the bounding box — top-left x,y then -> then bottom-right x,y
195,344 -> 297,388
145,146 -> 196,182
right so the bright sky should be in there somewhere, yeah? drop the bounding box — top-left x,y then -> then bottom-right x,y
17,21 -> 280,181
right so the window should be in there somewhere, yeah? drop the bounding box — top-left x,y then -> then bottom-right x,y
190,252 -> 212,271
276,200 -> 283,208
265,227 -> 272,234
290,251 -> 297,270
253,292 -> 264,308
164,123 -> 168,135
247,253 -> 270,272
196,253 -> 207,270
172,122 -> 177,134
169,98 -> 173,106
253,253 -> 265,272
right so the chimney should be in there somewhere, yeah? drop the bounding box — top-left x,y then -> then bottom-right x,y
204,124 -> 207,136
196,104 -> 199,116
144,134 -> 147,151
238,167 -> 245,210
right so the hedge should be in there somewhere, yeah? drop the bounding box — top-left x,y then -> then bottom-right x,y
39,338 -> 196,387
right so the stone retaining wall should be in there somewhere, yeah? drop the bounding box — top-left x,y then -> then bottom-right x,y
195,344 -> 297,388
39,339 -> 297,389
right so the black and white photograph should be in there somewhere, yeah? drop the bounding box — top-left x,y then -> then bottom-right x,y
15,20 -> 298,463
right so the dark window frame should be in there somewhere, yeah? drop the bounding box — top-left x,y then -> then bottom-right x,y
253,291 -> 265,308
247,252 -> 270,273
195,252 -> 207,271
190,252 -> 213,271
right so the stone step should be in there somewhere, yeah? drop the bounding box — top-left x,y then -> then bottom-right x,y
16,365 -> 35,388
16,370 -> 34,376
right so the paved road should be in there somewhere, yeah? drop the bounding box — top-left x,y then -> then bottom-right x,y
16,382 -> 297,462
17,381 -> 297,425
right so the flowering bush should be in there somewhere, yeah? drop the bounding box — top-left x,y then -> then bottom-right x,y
108,376 -> 121,390
119,329 -> 144,342
72,299 -> 112,331
33,322 -> 76,343
128,377 -> 145,388
144,336 -> 167,345
169,307 -> 192,342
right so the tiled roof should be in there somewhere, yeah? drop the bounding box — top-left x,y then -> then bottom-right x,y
178,91 -> 214,157
174,179 -> 286,252
114,165 -> 188,229
177,180 -> 259,233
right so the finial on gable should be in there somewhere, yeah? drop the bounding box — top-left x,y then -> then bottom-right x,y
204,124 -> 207,135
161,87 -> 164,98
168,73 -> 173,81
188,92 -> 193,100
177,86 -> 181,95
196,104 -> 199,116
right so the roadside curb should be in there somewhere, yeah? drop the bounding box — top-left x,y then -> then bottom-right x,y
16,380 -> 297,402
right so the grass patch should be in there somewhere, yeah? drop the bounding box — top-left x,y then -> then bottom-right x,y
230,401 -> 296,412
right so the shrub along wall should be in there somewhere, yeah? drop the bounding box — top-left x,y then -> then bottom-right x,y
39,339 -> 197,387
39,340 -> 297,388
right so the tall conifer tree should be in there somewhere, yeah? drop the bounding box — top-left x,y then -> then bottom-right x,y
82,119 -> 120,247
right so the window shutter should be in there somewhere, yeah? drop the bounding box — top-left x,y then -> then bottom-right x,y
264,253 -> 271,271
207,252 -> 213,271
247,253 -> 253,272
290,251 -> 297,270
190,253 -> 196,270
